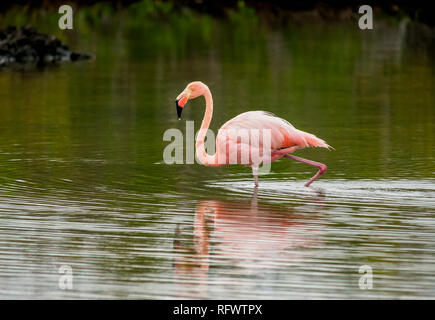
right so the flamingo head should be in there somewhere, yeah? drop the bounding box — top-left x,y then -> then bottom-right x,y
175,81 -> 207,119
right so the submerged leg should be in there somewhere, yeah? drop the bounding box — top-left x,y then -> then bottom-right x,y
251,184 -> 258,206
252,165 -> 259,187
284,154 -> 327,187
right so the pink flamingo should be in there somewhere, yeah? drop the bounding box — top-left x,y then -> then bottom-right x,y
175,81 -> 332,187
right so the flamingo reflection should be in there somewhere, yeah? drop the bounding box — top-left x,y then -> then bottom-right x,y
173,189 -> 324,298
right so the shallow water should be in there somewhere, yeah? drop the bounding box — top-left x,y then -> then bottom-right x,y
0,16 -> 434,299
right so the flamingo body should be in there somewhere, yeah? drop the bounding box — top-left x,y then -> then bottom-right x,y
217,110 -> 330,163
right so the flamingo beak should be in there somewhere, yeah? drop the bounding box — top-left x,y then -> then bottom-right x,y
176,100 -> 183,119
175,95 -> 188,120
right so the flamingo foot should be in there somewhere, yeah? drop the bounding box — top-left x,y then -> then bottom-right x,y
304,165 -> 327,187
284,154 -> 327,187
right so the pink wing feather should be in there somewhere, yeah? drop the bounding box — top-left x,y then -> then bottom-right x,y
216,111 -> 331,153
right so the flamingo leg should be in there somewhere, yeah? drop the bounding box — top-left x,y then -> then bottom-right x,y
252,166 -> 259,187
284,154 -> 327,187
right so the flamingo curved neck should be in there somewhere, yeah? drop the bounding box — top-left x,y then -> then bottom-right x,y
195,87 -> 217,165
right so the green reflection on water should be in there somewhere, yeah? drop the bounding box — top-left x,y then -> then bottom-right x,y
0,8 -> 433,193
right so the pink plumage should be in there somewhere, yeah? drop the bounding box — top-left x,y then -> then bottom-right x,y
219,111 -> 331,150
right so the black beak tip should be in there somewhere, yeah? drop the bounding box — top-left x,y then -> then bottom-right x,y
175,100 -> 183,119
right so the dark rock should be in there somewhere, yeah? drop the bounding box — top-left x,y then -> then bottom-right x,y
70,52 -> 91,61
0,25 -> 91,67
6,26 -> 17,33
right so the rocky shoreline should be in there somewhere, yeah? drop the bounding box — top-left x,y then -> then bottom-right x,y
0,26 -> 91,67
